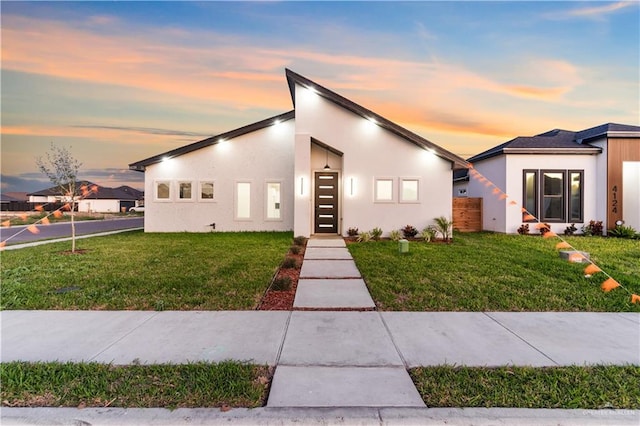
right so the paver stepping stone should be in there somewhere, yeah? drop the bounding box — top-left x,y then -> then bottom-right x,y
300,259 -> 361,278
294,279 -> 375,309
267,366 -> 425,407
304,247 -> 352,260
279,311 -> 403,366
306,238 -> 346,248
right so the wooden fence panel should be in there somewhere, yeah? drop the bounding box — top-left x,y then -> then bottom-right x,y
453,197 -> 482,232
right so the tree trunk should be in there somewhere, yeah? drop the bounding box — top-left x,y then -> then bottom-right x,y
71,201 -> 76,253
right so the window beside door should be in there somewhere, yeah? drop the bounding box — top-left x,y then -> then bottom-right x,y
523,169 -> 583,222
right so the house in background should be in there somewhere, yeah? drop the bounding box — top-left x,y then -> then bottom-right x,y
129,69 -> 468,237
28,182 -> 143,213
456,123 -> 640,234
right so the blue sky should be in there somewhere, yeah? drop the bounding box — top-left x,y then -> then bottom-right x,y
2,1 -> 638,192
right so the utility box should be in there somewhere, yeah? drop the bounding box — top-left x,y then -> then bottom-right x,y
399,239 -> 409,254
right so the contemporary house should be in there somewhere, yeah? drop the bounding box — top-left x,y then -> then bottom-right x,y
129,69 -> 468,236
28,182 -> 143,213
455,123 -> 640,234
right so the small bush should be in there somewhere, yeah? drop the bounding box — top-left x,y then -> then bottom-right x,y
608,225 -> 638,239
271,276 -> 292,291
538,223 -> 552,235
517,224 -> 530,235
281,257 -> 298,269
347,227 -> 359,237
564,224 -> 577,236
289,245 -> 300,255
371,227 -> 383,241
293,236 -> 307,246
389,230 -> 401,242
357,231 -> 372,242
420,226 -> 437,242
583,220 -> 603,237
433,216 -> 453,242
401,225 -> 418,239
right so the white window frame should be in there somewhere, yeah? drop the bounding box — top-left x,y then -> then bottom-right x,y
198,180 -> 216,202
154,180 -> 172,202
399,177 -> 420,203
177,180 -> 194,202
234,180 -> 252,221
374,177 -> 395,203
265,180 -> 283,221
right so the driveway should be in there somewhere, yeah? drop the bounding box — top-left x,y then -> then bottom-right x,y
0,217 -> 143,245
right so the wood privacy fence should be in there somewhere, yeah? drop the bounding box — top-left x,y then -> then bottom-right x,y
453,197 -> 482,232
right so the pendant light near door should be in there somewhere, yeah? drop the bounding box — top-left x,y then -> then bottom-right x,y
324,147 -> 331,170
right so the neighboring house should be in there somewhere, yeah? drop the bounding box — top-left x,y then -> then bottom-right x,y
0,192 -> 29,211
129,69 -> 468,236
457,123 -> 640,234
28,182 -> 143,213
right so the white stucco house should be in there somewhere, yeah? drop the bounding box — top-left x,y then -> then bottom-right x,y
129,69 -> 468,237
454,123 -> 640,234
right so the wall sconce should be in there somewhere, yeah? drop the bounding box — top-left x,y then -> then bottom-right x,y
350,177 -> 355,196
300,177 -> 304,195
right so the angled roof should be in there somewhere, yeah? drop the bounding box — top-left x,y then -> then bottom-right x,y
575,123 -> 640,143
1,192 -> 28,202
285,69 -> 468,169
28,181 -> 98,197
28,181 -> 140,200
129,111 -> 295,171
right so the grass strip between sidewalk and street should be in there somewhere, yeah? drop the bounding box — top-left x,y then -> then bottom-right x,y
0,361 -> 271,409
410,365 -> 640,409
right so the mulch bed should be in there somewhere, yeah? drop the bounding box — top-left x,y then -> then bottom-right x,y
257,243 -> 305,310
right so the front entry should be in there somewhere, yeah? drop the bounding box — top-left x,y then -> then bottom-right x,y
314,171 -> 339,234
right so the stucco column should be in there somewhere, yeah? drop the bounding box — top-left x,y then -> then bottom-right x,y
294,133 -> 312,237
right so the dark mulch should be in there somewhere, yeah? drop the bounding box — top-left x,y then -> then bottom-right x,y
257,246 -> 305,310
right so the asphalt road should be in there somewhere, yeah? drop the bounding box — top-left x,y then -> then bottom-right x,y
1,217 -> 144,245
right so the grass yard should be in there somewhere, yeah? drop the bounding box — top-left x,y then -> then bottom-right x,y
348,232 -> 640,312
0,231 -> 292,310
411,365 -> 640,409
0,361 -> 270,408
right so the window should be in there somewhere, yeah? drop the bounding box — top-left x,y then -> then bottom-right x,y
400,178 -> 419,203
155,181 -> 171,201
178,181 -> 193,200
199,181 -> 215,201
541,171 -> 565,221
569,171 -> 583,222
375,178 -> 394,202
522,169 -> 583,223
235,182 -> 251,220
266,182 -> 282,220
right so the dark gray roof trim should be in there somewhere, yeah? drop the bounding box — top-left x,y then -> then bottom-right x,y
285,69 -> 469,169
575,123 -> 640,143
129,110 -> 295,171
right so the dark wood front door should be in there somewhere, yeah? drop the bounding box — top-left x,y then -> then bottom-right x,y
314,172 -> 339,234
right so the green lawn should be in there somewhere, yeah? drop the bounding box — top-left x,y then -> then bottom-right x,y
411,365 -> 640,409
348,232 -> 640,312
1,231 -> 292,310
0,361 -> 270,408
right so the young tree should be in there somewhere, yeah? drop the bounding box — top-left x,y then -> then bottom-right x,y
36,143 -> 83,253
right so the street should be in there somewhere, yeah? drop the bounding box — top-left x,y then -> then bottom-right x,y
0,217 -> 144,245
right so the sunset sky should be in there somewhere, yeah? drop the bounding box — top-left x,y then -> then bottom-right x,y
2,1 -> 638,192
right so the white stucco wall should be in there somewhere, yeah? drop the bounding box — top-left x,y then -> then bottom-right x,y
143,120 -> 295,232
468,156 -> 506,232
293,84 -> 455,237
589,138 -> 609,228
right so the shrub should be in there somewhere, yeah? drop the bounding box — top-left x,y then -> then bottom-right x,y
608,225 -> 638,239
371,227 -> 383,241
517,224 -> 530,235
281,257 -> 298,269
272,276 -> 292,291
389,229 -> 401,242
347,227 -> 359,237
583,220 -> 603,237
293,236 -> 307,246
401,225 -> 418,239
564,223 -> 577,236
433,216 -> 453,242
357,231 -> 372,242
538,223 -> 552,235
420,226 -> 437,242
289,245 -> 301,255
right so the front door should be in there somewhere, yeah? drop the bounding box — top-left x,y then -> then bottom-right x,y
314,171 -> 339,234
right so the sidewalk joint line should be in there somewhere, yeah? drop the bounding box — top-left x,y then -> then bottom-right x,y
273,311 -> 293,366
378,312 -> 410,370
88,311 -> 161,362
482,312 -> 559,366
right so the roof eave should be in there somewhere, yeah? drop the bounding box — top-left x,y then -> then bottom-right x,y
503,147 -> 603,155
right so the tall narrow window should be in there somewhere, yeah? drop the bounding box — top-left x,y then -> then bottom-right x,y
236,182 -> 251,219
266,182 -> 282,220
178,181 -> 193,200
400,178 -> 419,203
541,171 -> 565,222
568,171 -> 583,222
375,178 -> 394,202
523,170 -> 537,221
156,181 -> 171,200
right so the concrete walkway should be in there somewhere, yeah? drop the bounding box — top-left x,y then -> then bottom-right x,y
1,236 -> 639,423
